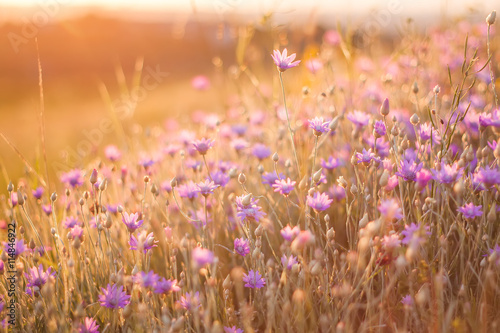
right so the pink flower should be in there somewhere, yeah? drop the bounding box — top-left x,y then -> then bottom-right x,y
192,247 -> 215,267
271,48 -> 301,71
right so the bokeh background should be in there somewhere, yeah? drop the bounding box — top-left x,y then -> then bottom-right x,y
0,0 -> 497,190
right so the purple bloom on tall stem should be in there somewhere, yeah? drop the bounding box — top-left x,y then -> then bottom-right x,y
308,117 -> 330,136
321,156 -> 343,170
129,231 -> 158,253
98,284 -> 130,309
3,239 -> 28,259
178,291 -> 201,311
211,171 -> 230,188
32,187 -> 44,200
192,138 -> 215,155
416,169 -> 432,189
271,48 -> 301,71
479,109 -> 500,127
395,158 -> 423,182
418,123 -> 441,144
431,162 -> 463,185
401,223 -> 430,245
242,270 -> 266,289
356,148 -> 376,166
252,143 -> 272,160
121,212 -> 144,233
25,264 -> 55,296
133,271 -> 159,289
79,317 -> 99,333
378,198 -> 403,221
224,326 -> 244,333
272,178 -> 296,196
177,181 -> 200,200
196,180 -> 219,197
475,166 -> 500,187
347,110 -> 370,128
235,195 -> 266,222
262,171 -> 285,187
306,192 -> 333,211
60,169 -> 84,188
231,138 -> 249,151
281,254 -> 298,270
42,204 -> 52,216
104,144 -> 122,161
62,216 -> 81,229
154,277 -> 181,294
192,247 -> 215,267
457,203 -> 483,219
234,238 -> 250,256
373,120 -> 386,138
280,225 -> 300,241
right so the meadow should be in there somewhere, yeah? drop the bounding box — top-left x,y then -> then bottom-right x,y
1,9 -> 500,333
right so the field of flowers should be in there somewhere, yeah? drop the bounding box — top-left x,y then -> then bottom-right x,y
1,9 -> 500,333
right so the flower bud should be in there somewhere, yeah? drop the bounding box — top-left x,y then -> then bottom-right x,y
238,173 -> 246,184
380,98 -> 390,116
272,152 -> 279,162
90,169 -> 98,184
487,10 -> 496,25
410,113 -> 420,126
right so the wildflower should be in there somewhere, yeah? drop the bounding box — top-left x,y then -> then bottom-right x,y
401,295 -> 414,308
431,162 -> 463,185
196,180 -> 219,196
242,270 -> 266,289
381,234 -> 401,250
235,195 -> 266,222
355,148 -> 376,165
416,169 -> 432,189
280,225 -> 300,242
474,166 -> 500,187
321,156 -> 343,170
261,171 -> 285,187
104,144 -> 122,161
306,192 -> 333,211
231,138 -> 249,151
62,216 -> 81,229
78,317 -> 99,333
3,239 -> 28,259
178,291 -> 201,311
457,203 -> 483,219
272,178 -> 296,196
395,158 -> 423,182
121,212 -> 144,233
191,75 -> 210,90
271,48 -> 301,71
25,264 -> 55,296
373,120 -> 386,138
378,198 -> 403,221
305,58 -> 323,74
211,171 -> 230,188
328,185 -> 346,201
281,254 -> 298,270
234,238 -> 250,256
192,247 -> 215,267
177,181 -> 200,199
224,326 -> 244,333
384,175 -> 399,192
347,110 -> 370,128
42,204 -> 52,215
32,187 -> 44,200
154,277 -> 181,294
418,123 -> 441,144
192,138 -> 214,155
291,230 -> 315,252
129,231 -> 158,253
401,223 -> 430,246
70,225 -> 84,240
98,284 -> 130,309
252,143 -> 271,160
308,117 -> 330,136
133,271 -> 160,289
479,109 -> 500,127
60,169 -> 84,188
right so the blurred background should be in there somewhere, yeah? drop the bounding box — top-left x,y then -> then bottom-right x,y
0,0 -> 497,188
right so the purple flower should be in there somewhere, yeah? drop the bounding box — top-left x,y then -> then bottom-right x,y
431,162 -> 463,185
271,48 -> 301,71
479,109 -> 500,127
178,291 -> 201,311
418,123 -> 441,144
347,110 -> 370,128
79,317 -> 99,333
235,195 -> 266,222
474,166 -> 500,187
154,277 -> 181,294
104,144 -> 122,161
129,231 -> 158,253
211,171 -> 230,188
458,203 -> 483,219
242,270 -> 266,289
306,192 -> 333,211
272,178 -> 296,196
401,223 -> 430,246
70,225 -> 84,240
378,199 -> 403,221
42,204 -> 52,215
3,239 -> 28,259
192,247 -> 215,267
196,180 -> 219,196
99,284 -> 130,309
252,143 -> 271,160
62,216 -> 81,229
192,138 -> 215,155
25,264 -> 55,296
133,271 -> 160,289
308,117 -> 330,136
401,295 -> 414,307
395,158 -> 423,182
356,148 -> 376,165
305,58 -> 323,74
177,181 -> 200,200
60,169 -> 84,188
416,169 -> 432,189
280,225 -> 300,242
262,171 -> 285,187
321,156 -> 343,170
234,238 -> 250,256
224,326 -> 244,333
281,254 -> 298,270
373,120 -> 386,138
121,212 -> 144,233
231,138 -> 249,151
32,187 -> 44,200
